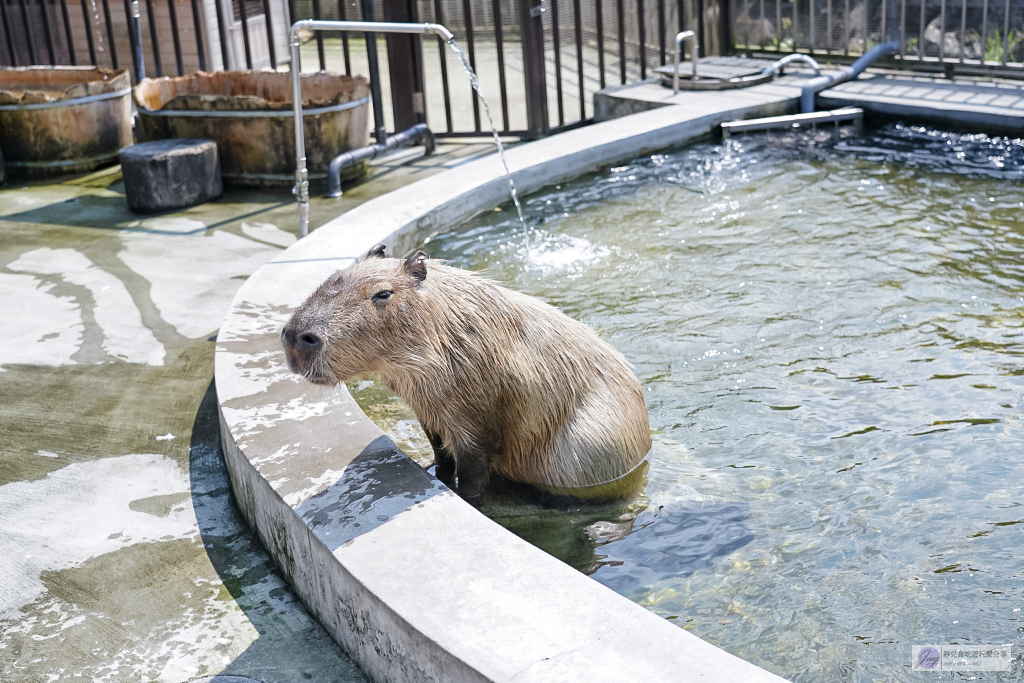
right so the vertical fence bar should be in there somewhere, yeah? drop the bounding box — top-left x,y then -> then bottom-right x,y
432,0 -> 452,132
827,0 -> 832,52
41,0 -> 59,63
261,0 -> 276,67
863,0 -> 868,52
215,0 -> 230,68
101,0 -> 119,67
1001,0 -> 1009,64
811,0 -> 819,52
59,0 -> 78,63
123,0 -> 140,76
80,0 -> 96,63
957,0 -> 964,61
551,0 -> 564,125
166,0 -> 183,72
596,0 -> 606,87
337,0 -> 351,74
238,0 -> 253,68
361,0 -> 386,141
521,0 -> 549,137
189,0 -> 205,69
492,0 -> 510,130
938,0 -> 944,59
775,0 -> 781,50
760,0 -> 765,48
899,0 -> 906,55
616,0 -> 625,82
881,0 -> 886,47
1,0 -> 18,64
144,0 -> 162,74
696,0 -> 704,55
918,0 -> 925,57
461,0 -> 480,130
843,0 -> 849,54
657,0 -> 665,64
311,0 -> 325,69
19,0 -> 40,63
981,0 -> 988,61
573,0 -> 584,119
794,0 -> 799,50
637,0 -> 645,77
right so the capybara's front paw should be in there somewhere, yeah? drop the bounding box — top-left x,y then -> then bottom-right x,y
460,492 -> 483,509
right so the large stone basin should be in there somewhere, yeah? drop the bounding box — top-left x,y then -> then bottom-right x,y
134,70 -> 371,187
0,66 -> 133,177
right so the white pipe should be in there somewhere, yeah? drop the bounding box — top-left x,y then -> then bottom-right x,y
761,53 -> 821,77
289,20 -> 455,238
673,31 -> 699,95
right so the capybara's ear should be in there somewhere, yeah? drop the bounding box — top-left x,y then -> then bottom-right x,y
366,244 -> 387,259
404,251 -> 428,281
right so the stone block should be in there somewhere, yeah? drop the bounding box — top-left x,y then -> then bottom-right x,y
120,138 -> 222,212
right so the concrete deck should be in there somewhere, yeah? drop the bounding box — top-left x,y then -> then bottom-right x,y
817,73 -> 1024,132
597,69 -> 1024,134
0,140 -> 497,682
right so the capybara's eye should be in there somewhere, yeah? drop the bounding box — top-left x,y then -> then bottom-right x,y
372,290 -> 393,301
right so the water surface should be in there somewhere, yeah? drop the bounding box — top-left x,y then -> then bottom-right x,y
351,124 -> 1024,681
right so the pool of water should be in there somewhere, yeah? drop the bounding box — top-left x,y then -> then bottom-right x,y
349,123 -> 1024,681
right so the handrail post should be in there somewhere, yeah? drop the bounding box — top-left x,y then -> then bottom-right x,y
673,30 -> 698,95
290,26 -> 308,238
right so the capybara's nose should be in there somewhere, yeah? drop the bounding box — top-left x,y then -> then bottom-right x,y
299,332 -> 321,350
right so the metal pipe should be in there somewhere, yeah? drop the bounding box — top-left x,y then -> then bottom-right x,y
761,52 -> 822,77
672,30 -> 698,94
289,19 -> 454,238
800,40 -> 898,112
326,123 -> 434,198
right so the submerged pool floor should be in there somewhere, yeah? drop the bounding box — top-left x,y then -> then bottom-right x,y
353,124 -> 1024,681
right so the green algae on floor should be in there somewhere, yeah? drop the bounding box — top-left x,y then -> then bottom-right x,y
1,141 -> 502,681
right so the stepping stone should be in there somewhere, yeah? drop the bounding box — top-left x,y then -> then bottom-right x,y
120,138 -> 222,212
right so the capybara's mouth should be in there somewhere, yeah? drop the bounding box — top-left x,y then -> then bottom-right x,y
302,370 -> 338,386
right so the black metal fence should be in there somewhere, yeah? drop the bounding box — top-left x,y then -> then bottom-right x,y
0,0 -> 709,138
731,0 -> 1024,75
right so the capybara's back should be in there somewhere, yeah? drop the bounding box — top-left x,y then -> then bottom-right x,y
282,245 -> 651,504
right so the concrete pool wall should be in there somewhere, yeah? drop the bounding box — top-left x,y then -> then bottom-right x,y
214,77 -> 814,682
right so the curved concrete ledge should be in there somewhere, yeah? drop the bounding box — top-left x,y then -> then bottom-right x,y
215,81 -> 807,682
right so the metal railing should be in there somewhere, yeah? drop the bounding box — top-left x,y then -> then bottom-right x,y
730,0 -> 1024,75
1,0 -> 716,138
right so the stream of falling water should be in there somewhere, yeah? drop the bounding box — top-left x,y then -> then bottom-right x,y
90,0 -> 104,54
444,39 -> 530,249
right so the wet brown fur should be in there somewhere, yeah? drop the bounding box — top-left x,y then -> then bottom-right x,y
281,246 -> 651,499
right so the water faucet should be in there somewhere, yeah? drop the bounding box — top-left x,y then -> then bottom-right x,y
288,20 -> 455,238
673,31 -> 699,95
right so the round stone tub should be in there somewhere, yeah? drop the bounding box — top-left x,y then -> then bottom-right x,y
134,70 -> 371,187
0,66 -> 133,177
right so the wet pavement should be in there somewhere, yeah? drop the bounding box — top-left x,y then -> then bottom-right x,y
0,140 -> 499,682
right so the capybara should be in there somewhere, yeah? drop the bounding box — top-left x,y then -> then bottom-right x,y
281,244 -> 651,505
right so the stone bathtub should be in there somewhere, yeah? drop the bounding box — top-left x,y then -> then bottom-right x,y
0,66 -> 133,177
135,70 -> 371,187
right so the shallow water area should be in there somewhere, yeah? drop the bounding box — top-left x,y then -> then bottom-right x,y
352,124 -> 1024,681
